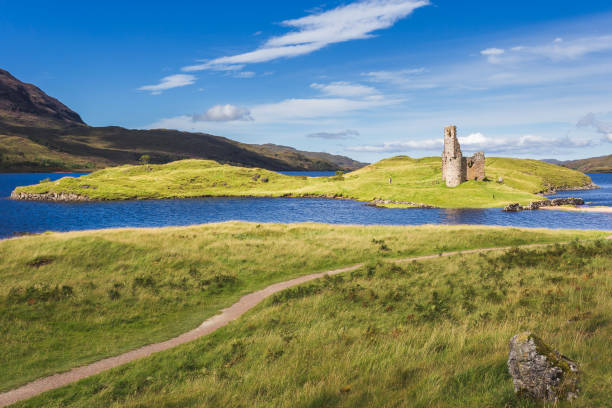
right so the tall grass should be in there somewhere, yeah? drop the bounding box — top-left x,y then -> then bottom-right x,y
14,238 -> 611,407
0,223 -> 604,392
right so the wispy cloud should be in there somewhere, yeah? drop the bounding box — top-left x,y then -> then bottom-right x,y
346,138 -> 440,152
310,81 -> 378,97
182,0 -> 429,72
482,35 -> 612,64
361,68 -> 435,89
193,104 -> 253,122
306,129 -> 360,139
577,112 -> 612,142
347,133 -> 593,154
250,96 -> 399,122
138,74 -> 196,95
234,71 -> 256,78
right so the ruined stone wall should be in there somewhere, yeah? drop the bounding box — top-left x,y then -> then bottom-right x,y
442,125 -> 464,187
465,151 -> 485,181
442,126 -> 486,186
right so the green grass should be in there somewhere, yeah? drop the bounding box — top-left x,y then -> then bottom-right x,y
0,223 -> 606,393
12,156 -> 594,208
10,231 -> 611,407
0,135 -> 101,171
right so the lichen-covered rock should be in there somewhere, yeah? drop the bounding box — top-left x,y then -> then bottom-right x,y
508,332 -> 579,402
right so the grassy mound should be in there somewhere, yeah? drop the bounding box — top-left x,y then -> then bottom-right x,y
8,229 -> 611,407
0,223 -> 604,392
11,156 -> 594,208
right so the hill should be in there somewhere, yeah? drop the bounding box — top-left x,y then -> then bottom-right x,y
0,68 -> 84,128
0,68 -> 366,172
560,154 -> 612,173
12,155 -> 595,208
0,223 -> 608,406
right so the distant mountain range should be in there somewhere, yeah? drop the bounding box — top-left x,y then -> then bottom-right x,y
0,68 -> 366,172
542,155 -> 612,173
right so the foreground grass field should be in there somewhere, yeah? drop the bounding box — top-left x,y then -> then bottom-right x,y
12,156 -> 594,208
8,229 -> 611,407
0,223 -> 606,394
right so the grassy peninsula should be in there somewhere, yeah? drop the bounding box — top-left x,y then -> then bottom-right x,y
0,223 -> 606,393
11,156 -> 594,208
1,223 -> 609,407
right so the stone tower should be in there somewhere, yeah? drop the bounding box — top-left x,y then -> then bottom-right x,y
441,125 -> 464,187
441,125 -> 485,187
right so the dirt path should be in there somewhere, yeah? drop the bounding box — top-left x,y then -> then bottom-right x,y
1,238 -> 610,407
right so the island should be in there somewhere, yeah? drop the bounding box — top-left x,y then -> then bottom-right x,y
11,152 -> 594,209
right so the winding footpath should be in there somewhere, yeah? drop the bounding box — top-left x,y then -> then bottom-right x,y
1,238 -> 611,407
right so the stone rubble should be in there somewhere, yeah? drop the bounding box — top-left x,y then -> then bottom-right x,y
10,191 -> 93,202
503,197 -> 585,212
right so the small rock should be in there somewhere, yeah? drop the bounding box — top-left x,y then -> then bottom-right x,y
551,197 -> 584,206
508,332 -> 579,403
261,177 -> 269,183
251,173 -> 261,181
503,203 -> 523,212
497,176 -> 504,183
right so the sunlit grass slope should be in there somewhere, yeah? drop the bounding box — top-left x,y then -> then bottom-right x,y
12,232 -> 612,408
12,156 -> 594,208
0,223 -> 605,392
0,135 -> 102,171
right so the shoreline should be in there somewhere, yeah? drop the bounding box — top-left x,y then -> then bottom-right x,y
540,206 -> 612,213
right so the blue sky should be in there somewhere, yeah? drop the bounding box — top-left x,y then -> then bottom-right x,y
2,0 -> 612,162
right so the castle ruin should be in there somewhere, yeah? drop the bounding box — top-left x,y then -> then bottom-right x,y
441,125 -> 485,187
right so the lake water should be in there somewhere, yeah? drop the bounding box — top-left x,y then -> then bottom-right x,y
0,172 -> 610,238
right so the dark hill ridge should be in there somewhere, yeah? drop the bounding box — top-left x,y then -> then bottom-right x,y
0,68 -> 366,172
0,69 -> 84,127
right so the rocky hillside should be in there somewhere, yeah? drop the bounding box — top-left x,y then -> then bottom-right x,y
0,69 -> 84,127
0,68 -> 366,172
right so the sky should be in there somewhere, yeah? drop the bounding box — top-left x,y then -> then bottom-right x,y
2,0 -> 612,162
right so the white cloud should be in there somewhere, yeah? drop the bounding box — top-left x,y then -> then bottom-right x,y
193,104 -> 253,122
361,68 -> 435,89
481,48 -> 505,55
480,47 -> 505,63
310,81 -> 378,97
138,74 -> 196,94
182,0 -> 429,71
250,96 -> 399,122
483,35 -> 612,64
347,132 -> 593,154
148,93 -> 401,130
577,112 -> 612,142
306,129 -> 360,139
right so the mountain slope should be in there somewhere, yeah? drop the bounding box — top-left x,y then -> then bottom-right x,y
0,69 -> 84,127
560,154 -> 612,173
0,69 -> 366,172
